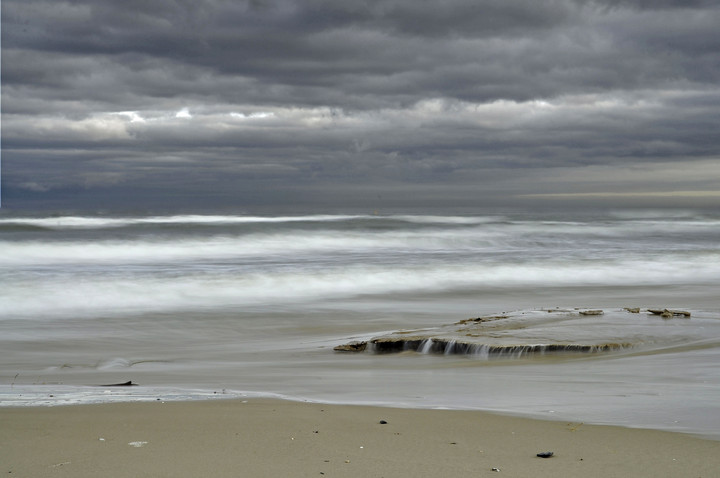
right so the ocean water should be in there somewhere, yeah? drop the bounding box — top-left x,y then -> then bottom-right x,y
1,209 -> 719,438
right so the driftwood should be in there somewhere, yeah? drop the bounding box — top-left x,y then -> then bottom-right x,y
100,380 -> 137,387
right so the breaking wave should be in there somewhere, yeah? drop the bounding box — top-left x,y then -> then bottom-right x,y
2,256 -> 719,319
0,214 -> 502,230
2,212 -> 719,320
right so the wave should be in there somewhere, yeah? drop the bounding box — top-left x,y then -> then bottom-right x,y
387,215 -> 504,225
3,257 -> 719,319
2,212 -> 718,320
3,213 -> 717,245
0,213 -> 509,230
0,228 -> 511,266
0,214 -> 367,230
2,220 -> 718,267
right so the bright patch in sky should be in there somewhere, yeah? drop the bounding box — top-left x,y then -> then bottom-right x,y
109,111 -> 146,123
176,108 -> 192,119
230,112 -> 275,119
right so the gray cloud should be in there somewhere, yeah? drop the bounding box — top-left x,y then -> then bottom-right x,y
2,0 -> 719,210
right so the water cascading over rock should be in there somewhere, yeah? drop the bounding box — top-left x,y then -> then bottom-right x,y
334,307 -> 692,358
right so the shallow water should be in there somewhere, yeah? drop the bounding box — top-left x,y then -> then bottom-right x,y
1,209 -> 719,438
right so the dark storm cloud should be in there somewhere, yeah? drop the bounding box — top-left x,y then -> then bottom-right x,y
2,0 -> 720,209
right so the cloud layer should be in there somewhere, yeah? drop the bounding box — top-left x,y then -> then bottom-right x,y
3,0 -> 719,210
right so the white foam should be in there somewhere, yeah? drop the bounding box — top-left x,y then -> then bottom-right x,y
3,255 -> 719,320
0,213 -> 499,230
3,218 -> 717,267
0,228 -> 504,266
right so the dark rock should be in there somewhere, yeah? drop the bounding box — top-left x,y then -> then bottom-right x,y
100,381 -> 137,387
333,308 -> 671,358
454,315 -> 508,325
648,308 -> 691,318
360,338 -> 630,356
370,337 -> 424,353
379,420 -> 388,424
536,451 -> 554,458
333,341 -> 367,352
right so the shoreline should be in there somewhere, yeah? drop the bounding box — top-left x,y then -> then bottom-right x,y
2,398 -> 719,477
3,381 -> 720,441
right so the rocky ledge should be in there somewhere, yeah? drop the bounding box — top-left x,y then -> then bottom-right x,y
334,307 -> 693,357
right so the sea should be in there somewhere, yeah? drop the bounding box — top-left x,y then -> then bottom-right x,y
1,208 -> 719,438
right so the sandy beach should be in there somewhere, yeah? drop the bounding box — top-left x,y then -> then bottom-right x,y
2,399 -> 718,477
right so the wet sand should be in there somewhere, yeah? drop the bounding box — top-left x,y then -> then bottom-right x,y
2,398 -> 719,477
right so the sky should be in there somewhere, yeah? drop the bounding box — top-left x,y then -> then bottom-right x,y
2,0 -> 720,212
